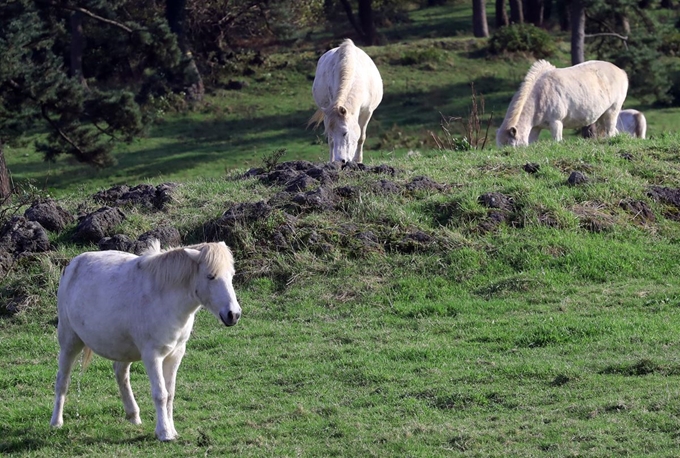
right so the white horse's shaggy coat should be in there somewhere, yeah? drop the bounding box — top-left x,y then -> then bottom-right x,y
310,39 -> 383,163
50,240 -> 241,441
617,109 -> 647,139
497,60 -> 628,147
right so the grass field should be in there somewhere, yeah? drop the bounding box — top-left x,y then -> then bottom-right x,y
3,2 -> 680,457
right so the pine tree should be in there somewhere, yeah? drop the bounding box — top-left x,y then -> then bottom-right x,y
0,0 -> 183,200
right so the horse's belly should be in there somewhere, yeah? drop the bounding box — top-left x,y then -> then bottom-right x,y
89,340 -> 142,362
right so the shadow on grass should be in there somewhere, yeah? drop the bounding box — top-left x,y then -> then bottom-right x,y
8,75 -> 518,192
382,4 -> 482,42
0,423 -> 155,454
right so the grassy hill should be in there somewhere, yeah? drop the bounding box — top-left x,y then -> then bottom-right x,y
4,3 -> 680,456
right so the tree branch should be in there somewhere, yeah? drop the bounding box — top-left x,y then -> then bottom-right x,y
39,105 -> 89,159
584,32 -> 628,41
40,2 -> 133,33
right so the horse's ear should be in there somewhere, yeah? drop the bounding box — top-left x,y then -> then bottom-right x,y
184,248 -> 201,263
338,106 -> 347,116
508,127 -> 517,138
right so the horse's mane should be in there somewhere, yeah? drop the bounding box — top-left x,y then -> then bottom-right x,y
504,60 -> 555,127
333,39 -> 357,111
307,39 -> 357,130
138,240 -> 234,286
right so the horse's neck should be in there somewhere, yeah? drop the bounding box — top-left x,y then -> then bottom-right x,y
158,283 -> 203,321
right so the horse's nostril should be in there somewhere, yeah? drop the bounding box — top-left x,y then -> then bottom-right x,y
341,159 -> 347,164
227,310 -> 240,322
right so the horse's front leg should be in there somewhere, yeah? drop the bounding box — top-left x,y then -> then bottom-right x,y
142,355 -> 175,441
528,127 -> 542,144
162,344 -> 186,439
355,110 -> 374,163
51,324 -> 85,427
114,361 -> 141,424
549,121 -> 564,142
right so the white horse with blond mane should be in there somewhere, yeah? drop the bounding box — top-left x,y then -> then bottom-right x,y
310,38 -> 383,163
50,240 -> 241,441
497,60 -> 628,147
617,108 -> 647,139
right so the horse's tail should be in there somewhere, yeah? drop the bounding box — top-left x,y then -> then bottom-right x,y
81,346 -> 94,371
634,112 -> 647,139
307,109 -> 325,129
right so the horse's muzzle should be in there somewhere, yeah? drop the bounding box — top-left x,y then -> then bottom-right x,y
220,310 -> 241,327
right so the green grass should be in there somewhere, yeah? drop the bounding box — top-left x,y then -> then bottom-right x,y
4,2 -> 680,456
4,131 -> 680,455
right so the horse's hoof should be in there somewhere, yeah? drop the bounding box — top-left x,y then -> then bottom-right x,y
156,430 -> 177,442
126,414 -> 142,425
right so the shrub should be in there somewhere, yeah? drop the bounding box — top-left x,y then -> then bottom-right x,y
488,24 -> 556,59
399,47 -> 447,66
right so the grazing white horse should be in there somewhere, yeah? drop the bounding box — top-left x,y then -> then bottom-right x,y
497,60 -> 628,147
617,108 -> 647,139
50,240 -> 241,441
309,38 -> 383,163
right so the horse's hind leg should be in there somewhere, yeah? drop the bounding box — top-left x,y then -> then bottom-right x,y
598,108 -> 619,138
114,361 -> 141,425
162,344 -> 186,438
50,325 -> 85,427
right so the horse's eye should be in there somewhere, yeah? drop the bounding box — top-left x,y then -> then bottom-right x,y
207,274 -> 216,280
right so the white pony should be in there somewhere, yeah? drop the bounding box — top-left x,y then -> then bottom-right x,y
497,60 -> 628,147
310,38 -> 383,163
617,108 -> 647,139
50,240 -> 241,441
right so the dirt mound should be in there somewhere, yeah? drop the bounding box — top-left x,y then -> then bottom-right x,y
93,183 -> 178,210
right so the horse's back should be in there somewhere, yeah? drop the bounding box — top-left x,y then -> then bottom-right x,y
536,60 -> 627,128
312,39 -> 382,111
58,250 -> 140,314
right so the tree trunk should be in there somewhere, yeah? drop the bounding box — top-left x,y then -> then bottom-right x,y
0,142 -> 11,203
525,0 -> 544,27
543,0 -> 552,22
358,0 -> 378,45
496,0 -> 509,27
69,11 -> 87,88
339,0 -> 365,40
166,0 -> 204,101
570,0 -> 585,65
509,0 -> 524,24
473,0 -> 490,37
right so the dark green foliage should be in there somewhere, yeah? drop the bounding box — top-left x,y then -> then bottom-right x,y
585,0 -> 676,104
611,35 -> 672,105
488,24 -> 556,59
0,0 -> 183,167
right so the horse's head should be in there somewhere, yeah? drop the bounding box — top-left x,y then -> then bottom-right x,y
327,105 -> 361,163
185,242 -> 241,326
496,126 -> 527,147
